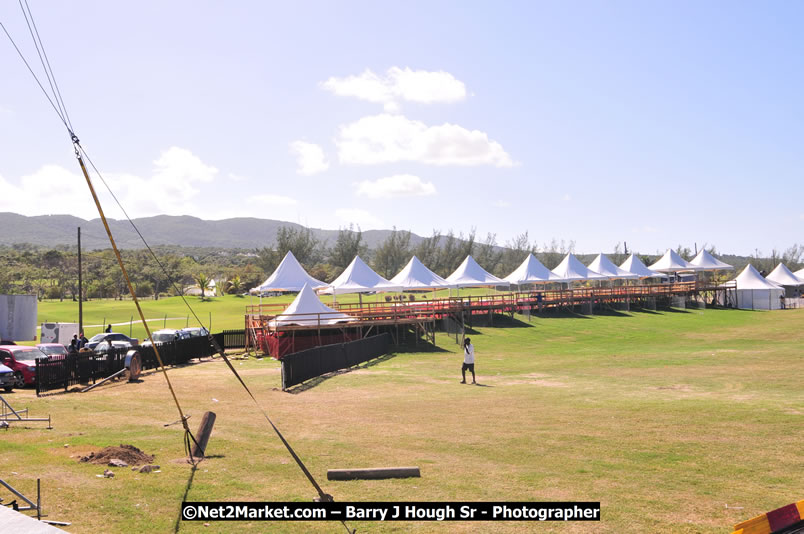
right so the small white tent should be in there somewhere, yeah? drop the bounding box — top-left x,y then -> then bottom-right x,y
390,256 -> 452,289
796,267 -> 804,279
619,254 -> 667,279
551,253 -> 606,282
269,284 -> 355,326
648,249 -> 700,273
729,264 -> 784,310
257,251 -> 327,292
766,263 -> 804,287
321,255 -> 401,294
689,250 -> 734,271
446,256 -> 509,288
587,254 -> 639,280
503,253 -> 563,285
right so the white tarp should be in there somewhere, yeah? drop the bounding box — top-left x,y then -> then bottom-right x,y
689,250 -> 734,271
551,253 -> 606,281
766,263 -> 804,287
390,256 -> 453,289
257,251 -> 327,292
727,264 -> 783,310
587,254 -> 639,280
321,255 -> 401,294
796,267 -> 804,279
269,284 -> 355,326
0,294 -> 37,341
446,255 -> 509,288
648,249 -> 700,272
503,253 -> 563,284
619,254 -> 668,278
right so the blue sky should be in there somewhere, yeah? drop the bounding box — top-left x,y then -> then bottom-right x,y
1,1 -> 802,256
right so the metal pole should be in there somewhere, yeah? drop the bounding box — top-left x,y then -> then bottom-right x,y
78,227 -> 83,336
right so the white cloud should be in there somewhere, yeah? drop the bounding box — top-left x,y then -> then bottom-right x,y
336,114 -> 513,167
321,67 -> 467,112
493,200 -> 510,208
335,208 -> 383,229
356,174 -> 436,199
290,141 -> 329,175
0,165 -> 97,215
562,194 -> 571,201
227,172 -> 248,182
249,194 -> 298,206
0,147 -> 219,219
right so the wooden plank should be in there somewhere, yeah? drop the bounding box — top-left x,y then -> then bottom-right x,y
327,467 -> 420,481
191,411 -> 216,458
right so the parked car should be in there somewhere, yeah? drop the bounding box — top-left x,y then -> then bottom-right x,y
0,345 -> 49,386
93,340 -> 133,353
0,362 -> 16,392
85,333 -> 139,350
180,327 -> 210,338
141,329 -> 189,347
36,343 -> 69,357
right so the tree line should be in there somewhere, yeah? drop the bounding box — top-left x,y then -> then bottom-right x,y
1,229 -> 801,301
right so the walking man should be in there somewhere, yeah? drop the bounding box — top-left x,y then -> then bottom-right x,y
461,337 -> 476,384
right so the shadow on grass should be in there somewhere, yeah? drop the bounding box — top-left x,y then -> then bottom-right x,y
467,315 -> 536,328
629,308 -> 662,315
173,462 -> 198,533
659,307 -> 692,314
285,352 -> 401,395
593,308 -> 633,318
529,309 -> 593,320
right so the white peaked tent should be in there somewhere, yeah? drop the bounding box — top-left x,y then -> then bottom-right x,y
766,263 -> 804,287
648,249 -> 700,273
689,250 -> 734,271
551,253 -> 606,282
446,256 -> 509,288
796,267 -> 804,279
321,255 -> 401,295
257,251 -> 327,292
390,256 -> 452,289
728,264 -> 784,310
587,254 -> 639,280
619,254 -> 667,278
269,284 -> 355,326
503,253 -> 563,284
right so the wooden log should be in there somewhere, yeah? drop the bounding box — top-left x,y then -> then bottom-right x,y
191,411 -> 216,458
327,467 -> 420,481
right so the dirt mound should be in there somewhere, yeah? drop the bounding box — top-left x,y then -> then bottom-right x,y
80,444 -> 155,466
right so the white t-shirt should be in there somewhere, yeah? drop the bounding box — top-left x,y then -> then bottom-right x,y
463,344 -> 475,364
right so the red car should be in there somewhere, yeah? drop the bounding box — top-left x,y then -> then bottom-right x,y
0,345 -> 48,386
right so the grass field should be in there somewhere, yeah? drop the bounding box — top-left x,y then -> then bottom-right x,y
2,306 -> 802,533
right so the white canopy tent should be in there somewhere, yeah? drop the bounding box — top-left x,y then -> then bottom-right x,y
503,253 -> 563,285
648,249 -> 700,273
765,263 -> 804,287
269,284 -> 355,327
689,250 -> 734,271
587,254 -> 640,280
726,264 -> 784,310
619,254 -> 668,279
390,256 -> 453,290
320,255 -> 401,295
257,251 -> 327,292
551,253 -> 606,282
446,255 -> 509,288
796,267 -> 804,279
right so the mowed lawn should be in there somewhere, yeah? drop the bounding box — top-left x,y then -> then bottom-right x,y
1,307 -> 802,533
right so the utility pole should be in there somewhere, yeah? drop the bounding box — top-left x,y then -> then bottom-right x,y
78,227 -> 83,335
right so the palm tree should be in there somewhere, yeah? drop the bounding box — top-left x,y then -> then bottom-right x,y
226,275 -> 243,296
194,273 -> 211,299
